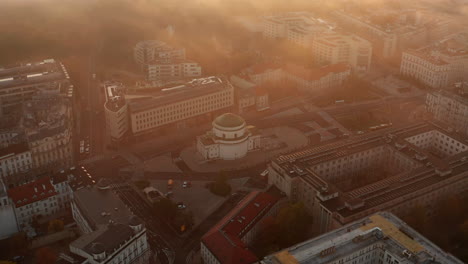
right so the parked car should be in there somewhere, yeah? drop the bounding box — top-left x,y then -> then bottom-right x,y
182,181 -> 191,188
177,202 -> 186,209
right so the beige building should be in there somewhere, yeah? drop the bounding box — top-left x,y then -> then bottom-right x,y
0,143 -> 32,187
268,122 -> 468,234
426,89 -> 468,135
147,59 -> 202,81
128,76 -> 234,135
261,212 -> 463,264
103,82 -> 129,142
312,33 -> 372,74
230,75 -> 269,113
262,12 -> 334,47
400,50 -> 450,88
134,40 -> 185,69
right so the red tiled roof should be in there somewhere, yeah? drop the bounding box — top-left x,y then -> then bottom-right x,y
201,191 -> 279,264
8,176 -> 56,208
284,63 -> 350,81
249,62 -> 283,75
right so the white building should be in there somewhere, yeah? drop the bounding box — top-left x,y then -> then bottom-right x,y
70,184 -> 150,264
128,76 -> 234,135
400,50 -> 451,88
0,143 -> 33,187
7,176 -> 62,231
230,75 -> 269,113
262,13 -> 334,47
261,212 -> 463,264
134,40 -> 185,69
147,60 -> 202,81
426,89 -> 468,135
197,113 -> 261,161
103,82 -> 129,143
0,180 -> 19,239
312,33 -> 373,74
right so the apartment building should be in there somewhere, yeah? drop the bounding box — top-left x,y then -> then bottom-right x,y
0,179 -> 19,239
0,143 -> 33,187
261,212 -> 463,264
262,12 -> 334,47
0,59 -> 72,116
246,63 -> 351,93
70,185 -> 150,264
312,33 -> 373,74
128,76 -> 235,135
8,176 -> 64,230
134,40 -> 185,69
103,82 -> 129,143
147,59 -> 202,81
267,122 -> 468,234
229,75 -> 269,113
201,191 -> 282,264
426,89 -> 468,135
400,50 -> 450,88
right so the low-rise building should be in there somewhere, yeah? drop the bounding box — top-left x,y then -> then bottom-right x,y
312,33 -> 373,74
197,113 -> 261,161
400,49 -> 450,88
128,76 -> 235,135
201,191 -> 282,264
0,179 -> 19,239
268,121 -> 468,234
261,212 -> 463,264
147,59 -> 202,82
426,89 -> 468,135
230,75 -> 269,113
70,184 -> 150,264
134,40 -> 185,69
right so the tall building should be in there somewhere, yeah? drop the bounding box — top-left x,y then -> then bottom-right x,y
312,33 -> 373,74
134,40 -> 185,69
261,212 -> 463,264
262,12 -> 334,47
201,191 -> 282,264
70,184 -> 150,264
426,89 -> 468,135
267,122 -> 468,234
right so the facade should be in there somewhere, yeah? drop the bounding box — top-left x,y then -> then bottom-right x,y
262,12 -> 334,47
247,63 -> 351,93
0,143 -> 33,187
312,33 -> 373,74
7,176 -> 70,231
267,121 -> 468,234
0,180 -> 19,239
426,89 -> 468,135
0,59 -> 72,116
400,50 -> 450,88
134,40 -> 185,69
103,82 -> 129,143
70,185 -> 150,264
261,212 -> 463,264
230,75 -> 270,113
147,60 -> 202,81
201,191 -> 282,264
197,113 -> 261,161
128,76 -> 235,135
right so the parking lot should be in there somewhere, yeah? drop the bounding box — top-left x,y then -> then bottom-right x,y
147,178 -> 249,226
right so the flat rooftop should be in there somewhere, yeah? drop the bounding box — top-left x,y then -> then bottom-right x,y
262,212 -> 463,264
127,76 -> 231,113
0,59 -> 69,90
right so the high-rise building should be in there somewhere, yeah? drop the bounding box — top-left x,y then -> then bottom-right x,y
261,212 -> 463,264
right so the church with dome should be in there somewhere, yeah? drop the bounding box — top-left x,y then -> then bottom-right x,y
197,113 -> 261,160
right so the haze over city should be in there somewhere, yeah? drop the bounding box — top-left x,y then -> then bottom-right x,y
0,0 -> 467,264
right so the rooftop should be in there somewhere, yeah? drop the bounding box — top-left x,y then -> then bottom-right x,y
261,212 -> 463,264
202,191 -> 280,264
73,186 -> 133,231
128,76 -> 232,113
213,113 -> 246,128
8,176 -> 57,208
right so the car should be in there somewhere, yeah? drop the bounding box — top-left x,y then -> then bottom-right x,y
182,181 -> 191,188
357,131 -> 364,135
177,202 -> 186,209
165,191 -> 173,198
